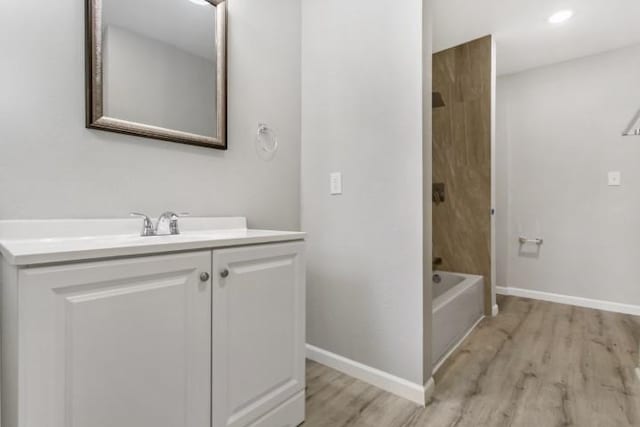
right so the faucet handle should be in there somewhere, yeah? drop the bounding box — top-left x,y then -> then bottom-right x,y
171,213 -> 190,235
172,212 -> 192,232
168,212 -> 180,235
130,212 -> 155,236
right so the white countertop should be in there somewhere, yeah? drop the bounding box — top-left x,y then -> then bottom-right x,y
0,217 -> 305,266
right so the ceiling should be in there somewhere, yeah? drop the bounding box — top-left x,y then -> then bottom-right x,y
433,0 -> 640,75
104,0 -> 216,61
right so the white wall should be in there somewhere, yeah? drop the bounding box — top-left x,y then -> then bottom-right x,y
302,0 -> 427,384
495,71 -> 510,289
0,0 -> 301,230
422,0 -> 434,379
104,25 -> 217,137
496,43 -> 640,308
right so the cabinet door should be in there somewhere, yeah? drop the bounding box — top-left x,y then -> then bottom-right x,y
19,252 -> 212,427
212,242 -> 305,427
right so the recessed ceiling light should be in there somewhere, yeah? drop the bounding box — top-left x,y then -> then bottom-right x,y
548,10 -> 574,24
189,0 -> 210,6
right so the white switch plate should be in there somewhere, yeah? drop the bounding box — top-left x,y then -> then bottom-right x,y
608,171 -> 621,186
330,172 -> 342,195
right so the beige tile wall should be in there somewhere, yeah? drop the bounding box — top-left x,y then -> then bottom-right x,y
433,35 -> 492,314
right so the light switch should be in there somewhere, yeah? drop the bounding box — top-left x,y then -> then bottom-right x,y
330,172 -> 342,195
608,171 -> 622,187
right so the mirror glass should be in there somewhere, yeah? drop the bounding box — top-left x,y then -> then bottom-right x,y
87,0 -> 226,148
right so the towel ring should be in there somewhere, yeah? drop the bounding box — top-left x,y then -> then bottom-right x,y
255,123 -> 278,160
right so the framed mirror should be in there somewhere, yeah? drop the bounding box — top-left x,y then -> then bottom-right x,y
85,0 -> 227,149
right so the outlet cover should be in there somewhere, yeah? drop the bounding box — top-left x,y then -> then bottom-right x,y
608,171 -> 622,187
330,172 -> 342,195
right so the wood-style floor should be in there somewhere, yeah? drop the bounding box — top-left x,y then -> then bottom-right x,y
304,296 -> 640,427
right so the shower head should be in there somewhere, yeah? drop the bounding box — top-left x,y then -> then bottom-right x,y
433,91 -> 446,109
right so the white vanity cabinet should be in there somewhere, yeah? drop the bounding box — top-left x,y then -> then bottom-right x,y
0,219 -> 306,427
212,243 -> 305,427
15,252 -> 213,427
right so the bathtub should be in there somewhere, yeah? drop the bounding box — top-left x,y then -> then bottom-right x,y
432,271 -> 484,371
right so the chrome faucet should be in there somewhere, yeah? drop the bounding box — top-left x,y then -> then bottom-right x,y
130,212 -> 188,236
156,212 -> 180,236
130,213 -> 156,236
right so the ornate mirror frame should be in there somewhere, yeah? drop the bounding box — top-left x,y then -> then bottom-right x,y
85,0 -> 227,149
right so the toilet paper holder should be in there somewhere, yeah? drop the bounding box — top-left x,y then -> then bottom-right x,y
518,237 -> 544,245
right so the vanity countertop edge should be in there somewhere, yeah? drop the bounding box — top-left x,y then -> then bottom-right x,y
0,217 -> 306,267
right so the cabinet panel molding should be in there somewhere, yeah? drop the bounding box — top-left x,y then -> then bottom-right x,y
18,252 -> 212,427
212,242 -> 305,427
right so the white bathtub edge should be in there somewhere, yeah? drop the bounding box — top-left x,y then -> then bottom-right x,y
496,286 -> 640,316
433,273 -> 483,312
432,315 -> 485,375
306,344 -> 433,406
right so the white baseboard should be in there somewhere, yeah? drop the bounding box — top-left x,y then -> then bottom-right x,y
492,304 -> 499,317
306,344 -> 433,405
496,286 -> 640,316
